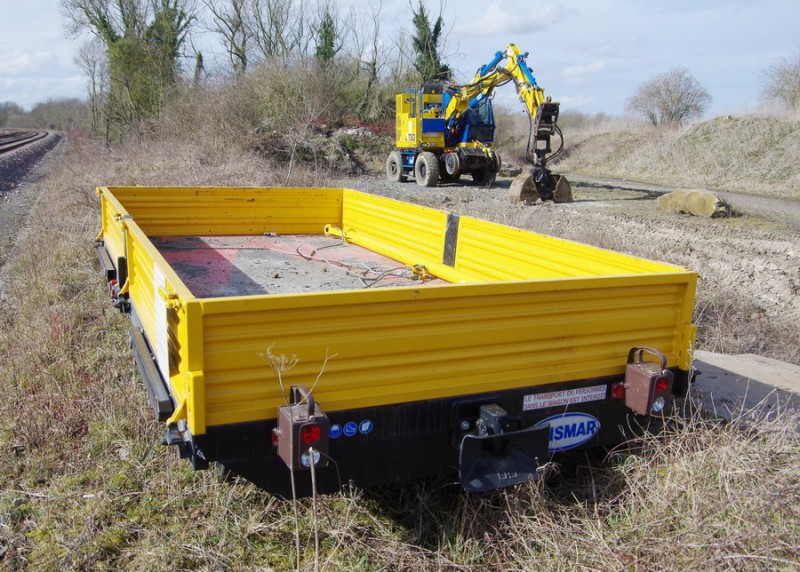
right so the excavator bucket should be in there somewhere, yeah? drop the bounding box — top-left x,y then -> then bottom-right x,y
508,172 -> 573,205
552,174 -> 573,203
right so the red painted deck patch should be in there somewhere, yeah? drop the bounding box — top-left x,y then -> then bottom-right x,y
152,234 -> 447,298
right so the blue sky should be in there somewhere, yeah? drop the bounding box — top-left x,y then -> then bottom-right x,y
2,0 -> 799,116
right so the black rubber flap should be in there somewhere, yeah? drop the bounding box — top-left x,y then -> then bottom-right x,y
459,425 -> 549,492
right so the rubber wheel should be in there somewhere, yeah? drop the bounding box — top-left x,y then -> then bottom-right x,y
472,154 -> 501,186
414,152 -> 440,187
386,151 -> 406,182
444,152 -> 461,177
492,152 -> 502,176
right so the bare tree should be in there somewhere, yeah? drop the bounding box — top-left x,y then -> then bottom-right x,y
249,0 -> 310,60
203,0 -> 249,74
626,68 -> 711,125
762,50 -> 800,111
75,38 -> 108,132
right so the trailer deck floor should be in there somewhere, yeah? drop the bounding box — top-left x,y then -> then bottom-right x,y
152,234 -> 447,298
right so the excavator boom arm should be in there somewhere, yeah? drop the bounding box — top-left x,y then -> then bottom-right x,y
445,44 -> 547,129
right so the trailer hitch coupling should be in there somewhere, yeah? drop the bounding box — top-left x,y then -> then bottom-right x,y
459,404 -> 549,492
273,385 -> 330,471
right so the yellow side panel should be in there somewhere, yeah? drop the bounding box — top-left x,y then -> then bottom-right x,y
455,216 -> 682,280
341,189 -> 448,264
98,188 -> 197,422
105,187 -> 343,236
196,275 -> 695,428
98,187 -> 127,263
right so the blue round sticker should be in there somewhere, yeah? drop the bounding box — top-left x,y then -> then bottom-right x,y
329,424 -> 342,439
343,422 -> 358,437
359,420 -> 374,435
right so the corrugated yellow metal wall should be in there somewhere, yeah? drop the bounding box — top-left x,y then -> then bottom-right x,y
98,188 -> 127,264
98,186 -> 697,436
98,188 -> 196,421
455,216 -> 680,280
106,187 -> 343,236
341,189 -> 448,264
197,274 -> 695,428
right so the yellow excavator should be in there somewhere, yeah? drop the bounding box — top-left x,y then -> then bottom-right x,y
386,43 -> 571,203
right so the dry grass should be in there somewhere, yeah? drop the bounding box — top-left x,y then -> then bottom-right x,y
552,113 -> 800,199
1,131 -> 799,570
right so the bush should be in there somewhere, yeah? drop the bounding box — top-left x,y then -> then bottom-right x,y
626,68 -> 711,125
762,50 -> 800,111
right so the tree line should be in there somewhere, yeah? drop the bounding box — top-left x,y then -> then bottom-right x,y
4,1 -> 799,134
52,0 -> 451,140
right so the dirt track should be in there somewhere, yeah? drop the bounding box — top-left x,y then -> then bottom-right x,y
338,172 -> 800,362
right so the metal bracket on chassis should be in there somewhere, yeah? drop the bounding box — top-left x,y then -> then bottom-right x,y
163,421 -> 209,470
459,404 -> 550,492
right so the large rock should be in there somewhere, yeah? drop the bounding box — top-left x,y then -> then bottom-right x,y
657,189 -> 732,218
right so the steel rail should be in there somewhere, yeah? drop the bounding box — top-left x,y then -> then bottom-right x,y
0,130 -> 49,155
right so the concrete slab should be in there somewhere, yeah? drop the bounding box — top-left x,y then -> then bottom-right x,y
690,350 -> 800,420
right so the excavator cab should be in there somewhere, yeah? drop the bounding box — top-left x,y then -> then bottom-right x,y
443,93 -> 496,147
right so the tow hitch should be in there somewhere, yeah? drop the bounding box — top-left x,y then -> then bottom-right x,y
459,404 -> 549,492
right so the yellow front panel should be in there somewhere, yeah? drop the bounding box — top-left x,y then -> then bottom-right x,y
106,187 -> 343,236
455,216 -> 680,280
341,189 -> 447,264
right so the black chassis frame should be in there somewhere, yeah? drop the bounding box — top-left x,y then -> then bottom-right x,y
186,370 -> 689,498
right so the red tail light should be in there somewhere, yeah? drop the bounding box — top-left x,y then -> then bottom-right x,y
655,376 -> 670,393
301,424 -> 321,445
610,382 -> 625,399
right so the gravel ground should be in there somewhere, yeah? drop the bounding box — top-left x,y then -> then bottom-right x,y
0,133 -> 63,284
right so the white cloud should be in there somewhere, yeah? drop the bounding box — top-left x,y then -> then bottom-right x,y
455,1 -> 575,38
0,49 -> 58,76
560,62 -> 606,84
0,74 -> 86,107
556,95 -> 596,110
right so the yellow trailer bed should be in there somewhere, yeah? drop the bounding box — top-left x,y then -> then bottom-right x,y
96,186 -> 697,495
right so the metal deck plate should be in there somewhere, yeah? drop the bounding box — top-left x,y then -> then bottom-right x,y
152,234 -> 447,298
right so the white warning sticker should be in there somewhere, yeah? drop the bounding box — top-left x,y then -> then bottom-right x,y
523,384 -> 607,411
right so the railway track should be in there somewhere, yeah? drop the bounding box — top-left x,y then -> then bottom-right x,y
0,129 -> 49,155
